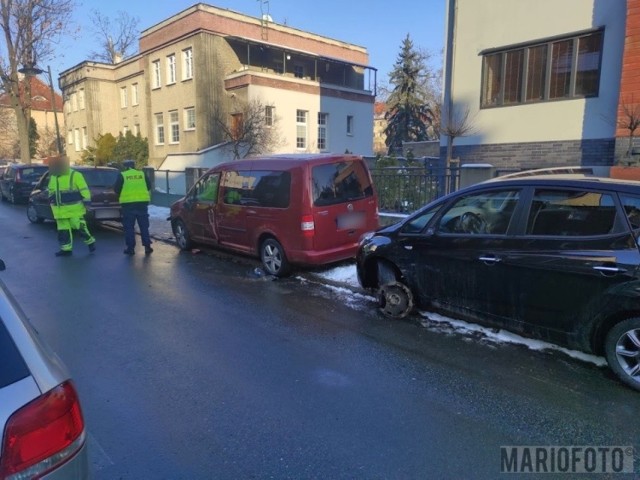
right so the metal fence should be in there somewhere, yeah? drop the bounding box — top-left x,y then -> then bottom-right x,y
370,166 -> 460,213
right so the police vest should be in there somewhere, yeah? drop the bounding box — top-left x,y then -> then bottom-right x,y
119,169 -> 151,204
48,169 -> 90,219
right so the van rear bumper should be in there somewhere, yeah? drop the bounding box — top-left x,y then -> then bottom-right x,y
286,243 -> 358,266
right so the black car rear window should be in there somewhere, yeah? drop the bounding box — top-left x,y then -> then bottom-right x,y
312,161 -> 373,206
0,318 -> 30,388
19,166 -> 48,181
81,169 -> 119,188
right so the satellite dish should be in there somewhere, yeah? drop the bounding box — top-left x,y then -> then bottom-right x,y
262,14 -> 273,22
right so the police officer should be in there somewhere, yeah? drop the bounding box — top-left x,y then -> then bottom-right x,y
48,156 -> 96,256
115,159 -> 153,255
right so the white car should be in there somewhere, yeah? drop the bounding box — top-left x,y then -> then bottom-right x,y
0,259 -> 90,479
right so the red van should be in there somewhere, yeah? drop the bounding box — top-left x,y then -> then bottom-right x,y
169,154 -> 378,276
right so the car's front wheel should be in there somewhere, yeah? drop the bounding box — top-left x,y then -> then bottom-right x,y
26,204 -> 44,223
260,238 -> 290,277
605,318 -> 640,391
172,219 -> 193,250
378,281 -> 414,319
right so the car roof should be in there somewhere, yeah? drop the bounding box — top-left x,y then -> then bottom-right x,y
72,166 -> 119,171
483,174 -> 640,193
210,153 -> 364,172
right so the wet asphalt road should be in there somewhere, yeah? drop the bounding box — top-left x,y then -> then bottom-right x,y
1,201 -> 639,479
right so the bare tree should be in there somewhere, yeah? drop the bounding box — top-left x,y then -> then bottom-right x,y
617,96 -> 640,161
440,104 -> 476,168
0,0 -> 75,164
89,10 -> 140,63
214,98 -> 282,159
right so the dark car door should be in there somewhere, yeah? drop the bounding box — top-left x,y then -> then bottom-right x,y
30,172 -> 53,219
500,187 -> 640,343
399,187 -> 523,324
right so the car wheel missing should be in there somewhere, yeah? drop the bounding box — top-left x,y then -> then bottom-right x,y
378,282 -> 414,319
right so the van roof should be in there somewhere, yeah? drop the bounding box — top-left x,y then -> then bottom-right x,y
211,153 -> 364,171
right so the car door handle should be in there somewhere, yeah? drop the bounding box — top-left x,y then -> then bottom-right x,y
479,255 -> 501,264
593,265 -> 626,274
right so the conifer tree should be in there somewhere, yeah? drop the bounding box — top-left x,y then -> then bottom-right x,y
384,34 -> 433,155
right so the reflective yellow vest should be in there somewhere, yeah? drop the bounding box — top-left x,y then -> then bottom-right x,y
119,169 -> 151,204
48,169 -> 91,219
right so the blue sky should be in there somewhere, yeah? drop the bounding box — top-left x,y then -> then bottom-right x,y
52,0 -> 445,88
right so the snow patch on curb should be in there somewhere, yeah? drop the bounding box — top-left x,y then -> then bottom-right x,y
148,205 -> 170,220
420,312 -> 607,367
313,264 -> 359,286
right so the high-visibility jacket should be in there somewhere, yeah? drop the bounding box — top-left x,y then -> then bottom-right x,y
48,169 -> 91,219
119,168 -> 151,204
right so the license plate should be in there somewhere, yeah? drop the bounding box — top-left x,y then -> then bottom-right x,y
93,208 -> 120,219
337,212 -> 365,229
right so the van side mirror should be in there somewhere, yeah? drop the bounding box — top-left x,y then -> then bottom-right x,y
0,259 -> 5,271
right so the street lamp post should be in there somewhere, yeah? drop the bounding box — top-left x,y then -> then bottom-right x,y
18,64 -> 63,156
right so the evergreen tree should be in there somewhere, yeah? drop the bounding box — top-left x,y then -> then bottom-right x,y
28,117 -> 39,159
384,34 -> 433,155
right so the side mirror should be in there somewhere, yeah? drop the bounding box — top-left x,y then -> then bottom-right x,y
0,259 -> 5,271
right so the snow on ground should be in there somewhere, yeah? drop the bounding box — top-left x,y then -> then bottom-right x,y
419,312 -> 607,367
149,205 -> 170,220
147,203 -> 607,368
313,264 -> 359,286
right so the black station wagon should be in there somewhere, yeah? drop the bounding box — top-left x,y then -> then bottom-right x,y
357,175 -> 640,391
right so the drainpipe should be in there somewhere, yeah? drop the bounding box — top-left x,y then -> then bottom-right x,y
443,0 -> 457,173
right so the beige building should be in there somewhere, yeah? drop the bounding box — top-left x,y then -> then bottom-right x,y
60,3 -> 376,166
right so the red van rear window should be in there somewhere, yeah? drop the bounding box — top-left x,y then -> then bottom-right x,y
312,161 -> 373,207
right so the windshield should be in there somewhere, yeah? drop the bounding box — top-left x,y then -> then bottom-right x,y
20,166 -> 48,181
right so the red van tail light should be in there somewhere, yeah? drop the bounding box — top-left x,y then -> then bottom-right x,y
0,381 -> 85,479
301,215 -> 315,237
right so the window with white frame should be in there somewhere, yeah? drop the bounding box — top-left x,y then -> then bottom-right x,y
317,113 -> 328,150
120,87 -> 128,108
133,124 -> 140,136
167,54 -> 176,85
71,93 -> 78,112
67,131 -> 73,145
265,106 -> 274,127
184,107 -> 195,130
347,115 -> 354,135
182,48 -> 193,80
296,109 -> 308,149
123,125 -> 129,135
131,83 -> 139,106
152,60 -> 161,89
155,113 -> 165,144
74,128 -> 80,152
82,127 -> 88,149
78,89 -> 85,110
170,110 -> 179,143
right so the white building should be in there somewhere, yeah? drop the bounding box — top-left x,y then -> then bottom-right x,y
441,0 -> 629,170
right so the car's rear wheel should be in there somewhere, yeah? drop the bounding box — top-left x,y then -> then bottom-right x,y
260,238 -> 290,277
172,219 -> 193,250
378,281 -> 414,319
26,204 -> 44,223
604,318 -> 640,391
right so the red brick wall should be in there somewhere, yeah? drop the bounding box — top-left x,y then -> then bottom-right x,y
140,8 -> 368,66
617,0 -> 640,138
